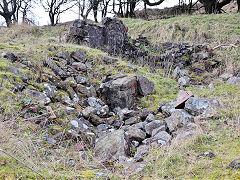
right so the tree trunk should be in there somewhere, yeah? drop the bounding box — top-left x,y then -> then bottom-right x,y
50,13 -> 55,26
238,0 -> 240,12
4,14 -> 12,27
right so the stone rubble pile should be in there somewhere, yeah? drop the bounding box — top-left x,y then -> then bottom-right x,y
1,48 -> 222,174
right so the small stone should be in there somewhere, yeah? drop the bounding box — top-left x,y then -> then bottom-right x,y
97,105 -> 109,118
208,82 -> 215,89
153,131 -> 171,143
165,110 -> 194,132
82,106 -> 96,118
90,114 -> 104,125
227,158 -> 240,170
151,125 -> 166,137
88,97 -> 102,108
125,116 -> 138,125
197,151 -> 215,158
94,130 -> 130,162
161,101 -> 176,117
185,97 -> 220,116
139,108 -> 154,120
142,130 -> 171,145
75,76 -> 87,84
71,49 -> 87,63
126,127 -> 146,142
112,120 -> 123,128
131,140 -> 140,148
97,124 -> 113,131
178,76 -> 190,86
132,122 -> 147,130
116,108 -> 137,121
134,145 -> 150,162
145,113 -> 155,122
86,85 -> 97,97
172,66 -> 181,79
220,73 -> 233,81
70,120 -> 79,128
43,84 -> 56,98
72,62 -> 87,71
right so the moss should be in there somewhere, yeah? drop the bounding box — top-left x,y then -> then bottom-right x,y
0,58 -> 9,70
50,125 -> 64,133
79,170 -> 96,179
19,68 -> 30,75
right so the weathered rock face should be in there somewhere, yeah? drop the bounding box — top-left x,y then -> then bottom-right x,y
101,75 -> 154,109
94,130 -> 130,162
185,97 -> 220,116
66,18 -> 130,56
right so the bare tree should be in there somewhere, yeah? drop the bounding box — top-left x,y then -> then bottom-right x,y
199,0 -> 232,13
13,0 -> 37,24
0,0 -> 17,27
42,0 -> 76,26
99,0 -> 111,18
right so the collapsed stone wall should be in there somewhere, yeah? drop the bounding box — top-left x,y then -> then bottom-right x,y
66,18 -> 222,87
66,17 -> 145,58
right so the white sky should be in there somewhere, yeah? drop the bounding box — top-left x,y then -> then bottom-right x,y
0,0 -> 179,26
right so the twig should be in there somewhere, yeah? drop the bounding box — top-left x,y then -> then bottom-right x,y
0,148 -> 46,179
213,44 -> 238,50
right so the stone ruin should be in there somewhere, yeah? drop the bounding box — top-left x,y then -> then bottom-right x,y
66,17 -> 145,58
66,18 -> 222,87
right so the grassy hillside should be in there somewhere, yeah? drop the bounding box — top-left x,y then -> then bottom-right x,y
0,14 -> 239,179
123,14 -> 240,180
122,13 -> 240,45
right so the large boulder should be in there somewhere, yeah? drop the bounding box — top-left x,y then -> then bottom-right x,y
165,110 -> 194,132
94,130 -> 130,162
185,97 -> 220,116
102,76 -> 137,109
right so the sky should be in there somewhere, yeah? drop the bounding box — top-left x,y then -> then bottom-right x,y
0,0 -> 179,26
